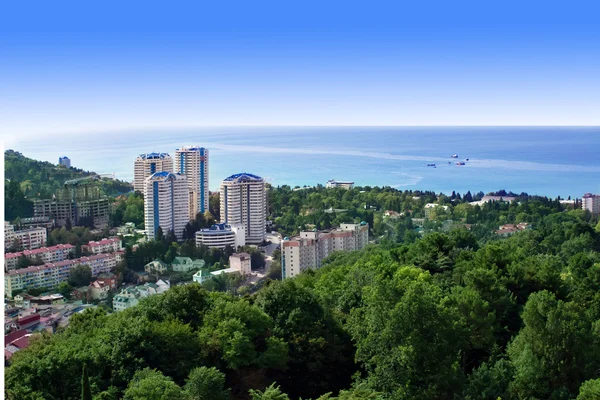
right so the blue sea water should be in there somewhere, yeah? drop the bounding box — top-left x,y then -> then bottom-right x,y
9,127 -> 600,198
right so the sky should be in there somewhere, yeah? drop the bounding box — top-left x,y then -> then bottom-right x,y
1,0 -> 600,141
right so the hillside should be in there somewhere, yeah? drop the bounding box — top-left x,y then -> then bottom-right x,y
4,150 -> 133,221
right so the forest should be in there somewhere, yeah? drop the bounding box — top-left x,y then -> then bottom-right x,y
6,190 -> 600,399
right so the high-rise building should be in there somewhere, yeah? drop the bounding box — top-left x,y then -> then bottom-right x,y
59,156 -> 71,168
281,222 -> 369,279
582,193 -> 600,215
220,173 -> 266,244
144,172 -> 189,241
134,153 -> 173,193
174,146 -> 209,219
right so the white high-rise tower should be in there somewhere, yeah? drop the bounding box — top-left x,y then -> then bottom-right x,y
220,173 -> 266,244
144,172 -> 189,241
174,147 -> 209,219
134,153 -> 173,193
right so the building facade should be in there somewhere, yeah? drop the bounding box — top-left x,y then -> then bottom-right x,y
58,156 -> 71,168
582,193 -> 600,215
220,173 -> 266,244
144,172 -> 189,241
133,152 -> 173,193
174,146 -> 209,218
82,238 -> 122,254
5,244 -> 75,270
326,180 -> 354,189
229,253 -> 251,276
195,223 -> 246,249
281,222 -> 369,279
5,252 -> 120,296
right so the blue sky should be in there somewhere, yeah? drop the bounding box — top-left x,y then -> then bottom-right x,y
1,0 -> 599,140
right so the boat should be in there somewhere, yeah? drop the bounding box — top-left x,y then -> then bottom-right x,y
451,154 -> 458,158
427,163 -> 436,167
466,158 -> 469,161
448,161 -> 451,164
456,162 -> 465,165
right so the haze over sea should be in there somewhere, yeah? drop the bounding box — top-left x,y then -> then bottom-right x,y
11,127 -> 600,198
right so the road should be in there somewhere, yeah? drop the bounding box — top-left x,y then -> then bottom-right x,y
247,232 -> 281,286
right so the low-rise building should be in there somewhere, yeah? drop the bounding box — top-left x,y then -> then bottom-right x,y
229,253 -> 251,276
88,279 -> 116,300
171,257 -> 205,272
326,180 -> 354,189
4,223 -> 47,251
113,280 -> 170,312
495,223 -> 530,236
192,269 -> 212,284
195,223 -> 246,249
281,222 -> 369,279
5,244 -> 75,270
82,237 -> 122,254
144,260 -> 169,274
5,252 -> 120,296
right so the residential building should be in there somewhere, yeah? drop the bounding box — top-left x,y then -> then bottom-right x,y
424,203 -> 450,219
113,280 -> 170,312
82,238 -> 122,254
495,223 -> 531,236
4,223 -> 47,251
58,156 -> 71,168
5,252 -> 120,296
144,172 -> 189,241
326,179 -> 354,189
144,259 -> 169,274
220,173 -> 266,244
33,176 -> 111,229
174,146 -> 209,218
195,223 -> 246,249
89,280 -> 115,300
193,269 -> 212,284
171,257 -> 205,272
5,244 -> 75,270
229,253 -> 251,276
469,195 -> 518,206
18,217 -> 55,230
134,152 -> 173,193
281,222 -> 369,279
582,193 -> 600,215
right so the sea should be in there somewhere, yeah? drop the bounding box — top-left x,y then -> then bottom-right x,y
8,127 -> 600,198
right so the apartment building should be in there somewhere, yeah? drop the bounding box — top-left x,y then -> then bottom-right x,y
281,222 -> 369,279
144,172 -> 189,241
582,193 -> 600,215
220,173 -> 266,244
5,244 -> 75,270
58,156 -> 71,168
195,223 -> 246,249
5,252 -> 119,296
133,152 -> 173,193
82,238 -> 122,254
4,223 -> 47,251
229,252 -> 251,276
174,146 -> 209,218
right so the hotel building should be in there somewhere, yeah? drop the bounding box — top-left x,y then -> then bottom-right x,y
144,172 -> 189,241
134,152 -> 173,193
174,146 -> 209,218
195,223 -> 246,249
582,193 -> 600,215
326,179 -> 355,189
220,173 -> 266,244
281,222 -> 369,279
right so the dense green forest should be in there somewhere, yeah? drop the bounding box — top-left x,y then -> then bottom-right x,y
5,150 -> 132,221
7,195 -> 600,399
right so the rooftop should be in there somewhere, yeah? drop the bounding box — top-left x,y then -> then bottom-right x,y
138,152 -> 171,160
223,172 -> 263,182
148,171 -> 185,181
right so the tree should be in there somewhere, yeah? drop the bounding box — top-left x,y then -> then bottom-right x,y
81,365 -> 92,400
123,368 -> 187,400
184,367 -> 231,400
249,383 -> 290,400
66,218 -> 72,231
69,265 -> 93,287
156,227 -> 164,242
57,282 -> 73,300
577,379 -> 600,400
